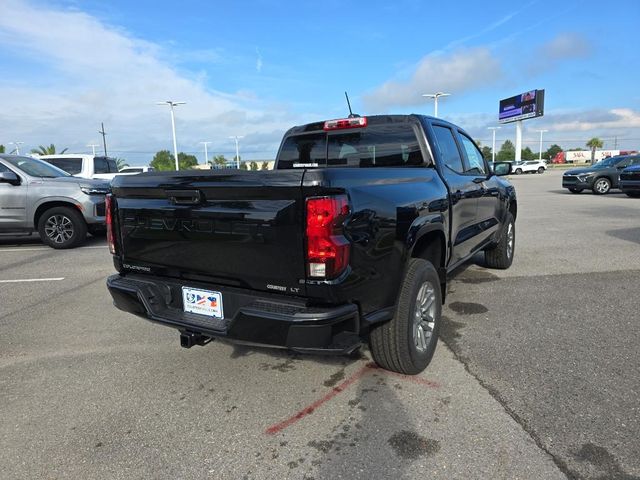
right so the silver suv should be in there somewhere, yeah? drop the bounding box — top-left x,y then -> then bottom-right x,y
0,154 -> 109,249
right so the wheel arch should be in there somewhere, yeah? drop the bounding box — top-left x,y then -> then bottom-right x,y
409,227 -> 447,303
33,200 -> 83,229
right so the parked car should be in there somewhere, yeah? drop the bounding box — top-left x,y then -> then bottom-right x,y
562,154 -> 640,194
106,114 -> 517,375
619,164 -> 640,197
512,160 -> 546,174
117,166 -> 155,175
0,154 -> 109,248
38,154 -> 119,180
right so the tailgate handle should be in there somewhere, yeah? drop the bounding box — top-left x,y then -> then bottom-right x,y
166,189 -> 202,205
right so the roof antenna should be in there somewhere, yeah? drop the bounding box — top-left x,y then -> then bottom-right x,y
345,91 -> 359,118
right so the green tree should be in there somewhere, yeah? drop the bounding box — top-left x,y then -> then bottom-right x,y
481,146 -> 492,161
209,155 -> 228,168
30,144 -> 68,155
249,161 -> 258,171
0,144 -> 5,153
586,137 -> 603,164
115,157 -> 129,170
521,147 -> 535,161
150,150 -> 198,171
496,140 -> 515,162
239,162 -> 248,170
260,161 -> 270,170
545,144 -> 562,161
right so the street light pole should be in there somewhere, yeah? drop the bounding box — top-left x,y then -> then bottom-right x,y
536,129 -> 548,161
9,142 -> 23,155
199,141 -> 211,165
230,136 -> 244,169
422,92 -> 451,118
87,144 -> 99,155
487,127 -> 501,163
157,101 -> 186,170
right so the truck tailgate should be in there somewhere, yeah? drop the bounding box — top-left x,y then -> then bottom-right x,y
110,170 -> 307,295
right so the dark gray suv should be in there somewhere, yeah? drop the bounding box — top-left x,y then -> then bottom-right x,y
0,154 -> 109,248
562,154 -> 640,194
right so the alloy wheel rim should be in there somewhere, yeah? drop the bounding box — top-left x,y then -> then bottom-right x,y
506,222 -> 514,259
44,215 -> 74,244
413,281 -> 436,353
596,180 -> 609,193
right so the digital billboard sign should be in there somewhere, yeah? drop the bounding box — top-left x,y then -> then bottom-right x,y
498,89 -> 545,124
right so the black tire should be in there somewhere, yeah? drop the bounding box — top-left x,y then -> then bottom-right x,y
569,188 -> 583,194
37,206 -> 88,249
592,177 -> 611,195
625,192 -> 640,198
485,212 -> 515,269
537,167 -> 545,174
369,258 -> 441,375
515,168 -> 523,175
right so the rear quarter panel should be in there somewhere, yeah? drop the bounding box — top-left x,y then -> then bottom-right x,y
302,167 -> 449,315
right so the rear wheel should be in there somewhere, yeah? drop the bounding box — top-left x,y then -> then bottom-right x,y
537,167 -> 545,174
569,188 -> 583,194
515,168 -> 523,175
369,258 -> 441,375
485,212 -> 515,269
592,177 -> 611,195
37,206 -> 87,249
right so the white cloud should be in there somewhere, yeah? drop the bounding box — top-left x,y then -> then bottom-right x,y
0,0 -> 297,163
363,48 -> 502,111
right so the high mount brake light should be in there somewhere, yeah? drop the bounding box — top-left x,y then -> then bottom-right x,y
305,195 -> 350,279
323,117 -> 367,131
105,194 -> 117,255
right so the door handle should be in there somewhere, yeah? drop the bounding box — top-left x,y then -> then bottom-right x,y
165,189 -> 202,205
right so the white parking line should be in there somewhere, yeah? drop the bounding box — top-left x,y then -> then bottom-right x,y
0,277 -> 65,283
0,246 -> 106,252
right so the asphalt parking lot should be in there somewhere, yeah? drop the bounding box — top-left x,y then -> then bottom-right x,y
1,169 -> 638,480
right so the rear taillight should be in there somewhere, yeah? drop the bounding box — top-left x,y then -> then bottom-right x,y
323,116 -> 367,131
105,193 -> 116,255
306,195 -> 350,279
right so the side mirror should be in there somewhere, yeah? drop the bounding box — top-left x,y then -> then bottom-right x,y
0,171 -> 20,186
492,162 -> 512,176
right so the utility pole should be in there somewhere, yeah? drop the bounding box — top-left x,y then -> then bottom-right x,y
199,141 -> 211,165
9,142 -> 24,155
487,127 -> 501,163
157,101 -> 186,170
422,92 -> 451,118
230,136 -> 244,169
87,144 -> 99,156
515,121 -> 523,163
98,123 -> 108,157
536,129 -> 548,161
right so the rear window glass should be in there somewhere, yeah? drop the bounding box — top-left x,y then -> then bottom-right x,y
277,124 -> 424,169
46,157 -> 82,175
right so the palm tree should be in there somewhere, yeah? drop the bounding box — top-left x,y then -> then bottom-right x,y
115,157 -> 129,170
31,144 -> 68,155
586,138 -> 603,164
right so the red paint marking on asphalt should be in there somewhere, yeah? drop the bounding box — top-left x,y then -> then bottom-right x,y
265,364 -> 371,435
264,362 -> 439,435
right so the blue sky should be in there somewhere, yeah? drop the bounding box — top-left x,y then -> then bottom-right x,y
1,0 -> 639,165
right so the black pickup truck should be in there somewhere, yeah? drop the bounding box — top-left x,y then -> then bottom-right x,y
106,114 -> 516,374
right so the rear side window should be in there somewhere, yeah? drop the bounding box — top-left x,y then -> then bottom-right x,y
46,157 -> 82,175
432,125 -> 464,174
94,157 -> 108,173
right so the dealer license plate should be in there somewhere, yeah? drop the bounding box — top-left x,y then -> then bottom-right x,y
182,287 -> 224,319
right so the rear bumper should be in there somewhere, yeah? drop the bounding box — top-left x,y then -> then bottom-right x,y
106,274 -> 361,354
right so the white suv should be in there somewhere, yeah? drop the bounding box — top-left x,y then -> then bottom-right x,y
38,154 -> 119,180
513,160 -> 547,174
